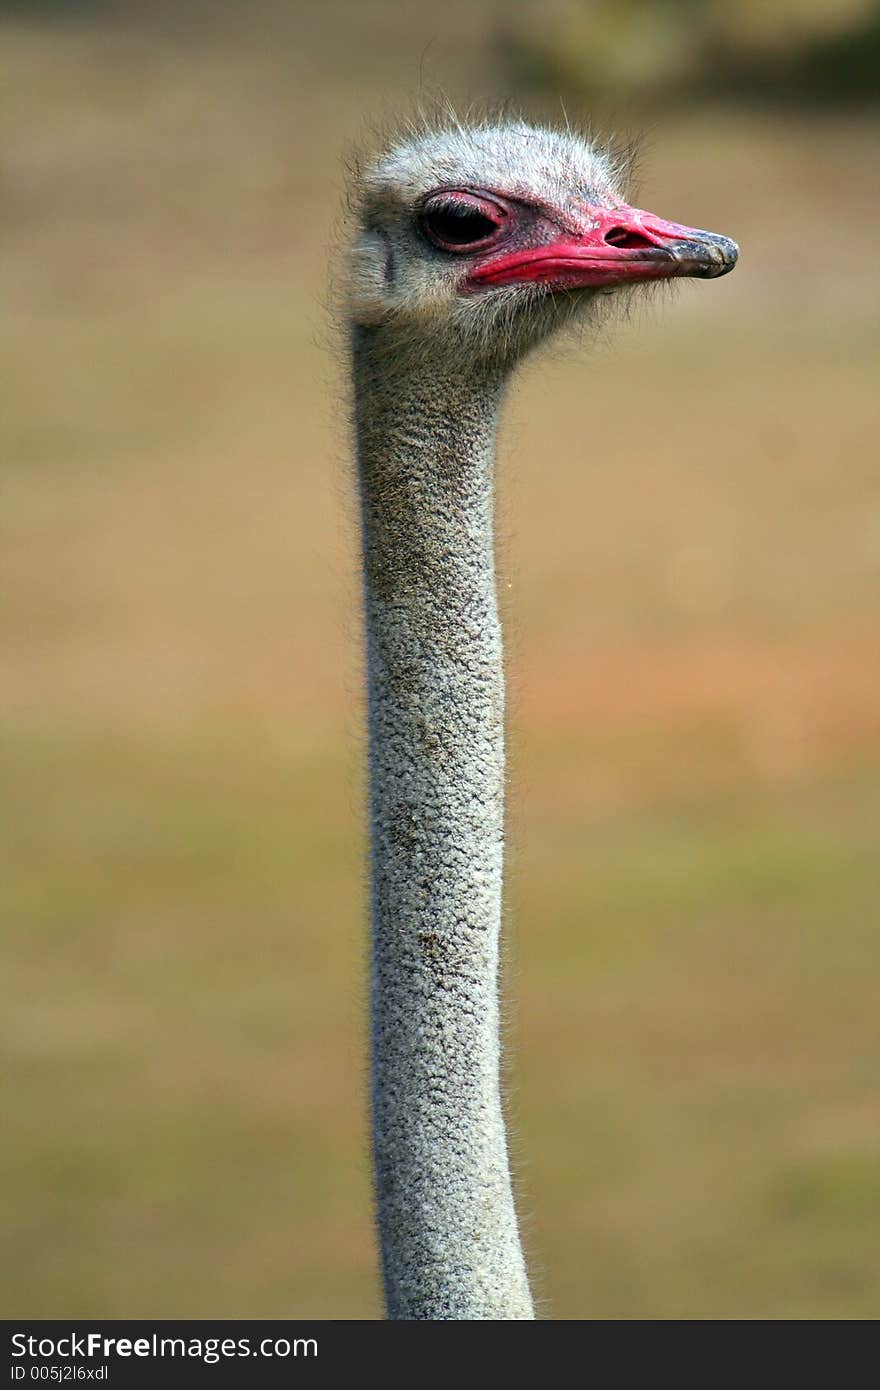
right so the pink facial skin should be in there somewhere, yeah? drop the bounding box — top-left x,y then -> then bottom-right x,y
466,201 -> 738,291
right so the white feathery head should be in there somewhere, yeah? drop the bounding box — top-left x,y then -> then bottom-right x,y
360,119 -> 625,228
346,114 -> 735,369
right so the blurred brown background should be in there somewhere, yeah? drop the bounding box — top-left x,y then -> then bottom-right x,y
3,0 -> 879,1319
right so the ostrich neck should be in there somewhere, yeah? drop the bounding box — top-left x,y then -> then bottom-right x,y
353,328 -> 533,1320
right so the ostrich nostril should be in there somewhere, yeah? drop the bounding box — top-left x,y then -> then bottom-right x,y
603,226 -> 657,250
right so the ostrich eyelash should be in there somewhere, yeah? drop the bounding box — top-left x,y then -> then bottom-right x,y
418,193 -> 507,252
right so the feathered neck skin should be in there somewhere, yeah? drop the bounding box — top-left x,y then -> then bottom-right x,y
354,323 -> 533,1319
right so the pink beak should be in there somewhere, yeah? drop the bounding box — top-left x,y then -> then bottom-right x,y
467,202 -> 738,291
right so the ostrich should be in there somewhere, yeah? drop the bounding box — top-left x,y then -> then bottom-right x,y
347,118 -> 737,1320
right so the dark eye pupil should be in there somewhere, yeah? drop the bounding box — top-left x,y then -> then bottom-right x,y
422,206 -> 497,247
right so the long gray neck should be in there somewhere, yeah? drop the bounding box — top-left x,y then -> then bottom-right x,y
354,329 -> 533,1320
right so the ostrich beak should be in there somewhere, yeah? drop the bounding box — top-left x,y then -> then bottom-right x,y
468,203 -> 739,291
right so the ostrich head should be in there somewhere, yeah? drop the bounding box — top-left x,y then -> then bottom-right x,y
349,118 -> 738,368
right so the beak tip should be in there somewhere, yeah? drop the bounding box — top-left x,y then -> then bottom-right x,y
715,235 -> 739,275
673,232 -> 739,279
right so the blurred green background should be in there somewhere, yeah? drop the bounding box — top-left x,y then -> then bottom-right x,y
3,0 -> 879,1319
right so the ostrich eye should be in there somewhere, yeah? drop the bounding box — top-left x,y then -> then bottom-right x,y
419,194 -> 506,252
